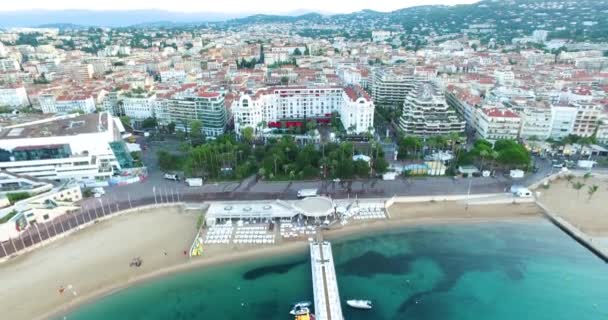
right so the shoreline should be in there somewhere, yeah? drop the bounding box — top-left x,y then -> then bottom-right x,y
42,241 -> 309,320
1,201 -> 546,320
44,204 -> 543,320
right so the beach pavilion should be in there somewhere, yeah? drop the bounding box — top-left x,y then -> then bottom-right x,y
205,197 -> 335,226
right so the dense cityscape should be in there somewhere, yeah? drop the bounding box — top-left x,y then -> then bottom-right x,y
0,1 -> 608,320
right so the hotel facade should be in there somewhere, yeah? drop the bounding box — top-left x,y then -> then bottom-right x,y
232,85 -> 374,135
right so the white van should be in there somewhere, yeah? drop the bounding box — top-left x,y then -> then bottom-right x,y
297,189 -> 318,198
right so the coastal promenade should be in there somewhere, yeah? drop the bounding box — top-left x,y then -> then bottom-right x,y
310,239 -> 344,320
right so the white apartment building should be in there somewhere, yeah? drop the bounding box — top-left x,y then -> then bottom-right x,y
159,69 -> 187,83
0,112 -> 121,181
398,82 -> 465,136
372,30 -> 392,42
338,66 -> 363,86
59,64 -> 94,82
38,94 -> 96,114
550,104 -> 578,139
517,102 -> 553,140
474,107 -> 521,142
571,101 -> 602,137
122,94 -> 157,120
0,86 -> 29,107
0,58 -> 20,72
157,91 -> 227,137
493,70 -> 515,86
446,86 -> 482,131
0,42 -> 6,57
233,85 -> 374,135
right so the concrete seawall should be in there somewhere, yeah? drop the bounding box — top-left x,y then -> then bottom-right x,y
536,201 -> 608,263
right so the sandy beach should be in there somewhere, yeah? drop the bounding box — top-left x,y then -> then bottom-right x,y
0,200 -> 544,320
536,175 -> 608,236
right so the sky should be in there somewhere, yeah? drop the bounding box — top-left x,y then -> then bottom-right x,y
0,0 -> 479,14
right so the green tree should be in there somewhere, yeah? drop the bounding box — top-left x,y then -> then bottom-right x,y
293,48 -> 302,56
398,136 -> 422,159
280,76 -> 289,86
374,157 -> 389,174
142,117 -> 157,129
190,120 -> 204,146
354,160 -> 370,177
157,150 -> 179,171
167,122 -> 176,134
241,127 -> 255,144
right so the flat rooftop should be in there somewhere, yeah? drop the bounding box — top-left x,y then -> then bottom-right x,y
0,113 -> 110,140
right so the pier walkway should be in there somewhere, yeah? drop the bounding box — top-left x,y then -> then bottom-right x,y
310,239 -> 344,320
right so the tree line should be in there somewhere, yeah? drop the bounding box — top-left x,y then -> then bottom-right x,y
157,135 -> 389,181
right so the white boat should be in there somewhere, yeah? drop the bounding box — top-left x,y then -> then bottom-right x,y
292,301 -> 312,309
290,306 -> 311,315
346,299 -> 373,310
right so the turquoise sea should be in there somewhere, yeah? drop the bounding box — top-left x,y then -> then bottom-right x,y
63,221 -> 608,320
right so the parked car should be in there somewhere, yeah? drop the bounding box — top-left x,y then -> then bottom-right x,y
164,173 -> 179,181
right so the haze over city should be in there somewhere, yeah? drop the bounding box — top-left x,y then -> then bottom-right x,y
1,0 -> 478,14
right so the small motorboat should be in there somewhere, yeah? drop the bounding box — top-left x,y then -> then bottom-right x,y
346,299 -> 373,310
289,301 -> 312,315
290,306 -> 311,316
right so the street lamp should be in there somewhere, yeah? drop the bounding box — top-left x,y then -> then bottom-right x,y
465,177 -> 473,211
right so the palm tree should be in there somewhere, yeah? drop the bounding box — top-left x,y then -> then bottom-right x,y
583,172 -> 592,181
572,181 -> 585,199
587,185 -> 599,201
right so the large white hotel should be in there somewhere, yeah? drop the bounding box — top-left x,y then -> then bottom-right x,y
233,85 -> 374,135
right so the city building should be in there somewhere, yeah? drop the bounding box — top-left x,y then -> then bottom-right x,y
0,58 -> 20,72
0,85 -> 29,108
38,94 -> 96,114
446,86 -> 482,131
570,101 -> 602,137
233,85 -> 374,135
0,181 -> 82,242
398,81 -> 465,136
549,104 -> 578,139
371,68 -> 416,107
474,107 -> 521,141
0,112 -> 122,181
515,101 -> 553,140
372,30 -> 392,43
158,91 -> 227,137
122,93 -> 157,120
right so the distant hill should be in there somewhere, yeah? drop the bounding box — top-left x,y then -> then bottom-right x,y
0,1 -> 607,43
0,10 -> 248,28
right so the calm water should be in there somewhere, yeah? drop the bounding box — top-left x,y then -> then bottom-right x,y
63,221 -> 608,320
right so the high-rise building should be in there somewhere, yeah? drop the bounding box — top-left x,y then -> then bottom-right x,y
371,68 -> 416,108
158,92 -> 227,137
398,81 -> 465,136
